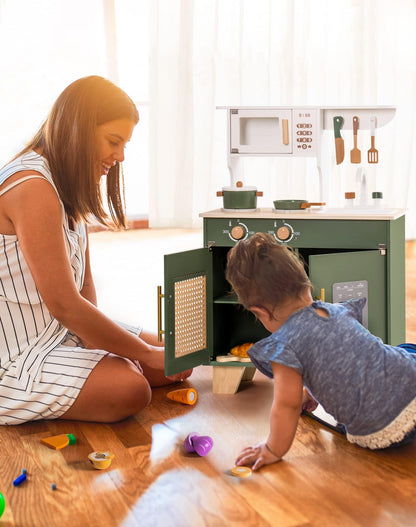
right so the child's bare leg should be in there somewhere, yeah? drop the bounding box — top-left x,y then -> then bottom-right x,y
60,354 -> 152,423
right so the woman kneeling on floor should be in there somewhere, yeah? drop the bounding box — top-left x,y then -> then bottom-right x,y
0,76 -> 191,425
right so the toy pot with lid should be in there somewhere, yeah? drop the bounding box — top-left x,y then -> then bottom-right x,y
217,181 -> 263,210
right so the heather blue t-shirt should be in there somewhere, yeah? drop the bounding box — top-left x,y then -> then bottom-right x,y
248,298 -> 416,437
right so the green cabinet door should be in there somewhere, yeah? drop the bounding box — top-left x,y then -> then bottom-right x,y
309,250 -> 386,342
164,248 -> 212,375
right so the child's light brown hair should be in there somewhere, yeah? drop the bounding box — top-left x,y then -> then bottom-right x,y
225,232 -> 311,311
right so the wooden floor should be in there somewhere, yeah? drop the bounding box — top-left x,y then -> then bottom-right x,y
1,236 -> 416,527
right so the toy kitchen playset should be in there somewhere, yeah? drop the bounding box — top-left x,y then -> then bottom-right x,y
158,106 -> 406,394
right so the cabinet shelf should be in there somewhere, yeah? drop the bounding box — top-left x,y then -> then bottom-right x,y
213,292 -> 240,304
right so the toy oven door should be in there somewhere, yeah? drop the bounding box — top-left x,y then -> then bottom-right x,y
164,248 -> 212,376
309,249 -> 386,342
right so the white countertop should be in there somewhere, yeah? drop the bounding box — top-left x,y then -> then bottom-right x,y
200,207 -> 406,221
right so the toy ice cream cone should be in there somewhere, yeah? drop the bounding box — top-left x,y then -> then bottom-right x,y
166,388 -> 197,405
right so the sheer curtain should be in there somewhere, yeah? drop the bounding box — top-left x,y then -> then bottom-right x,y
0,0 -> 149,219
0,0 -> 108,159
149,0 -> 416,238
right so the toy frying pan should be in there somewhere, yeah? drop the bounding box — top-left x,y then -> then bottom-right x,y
273,199 -> 325,210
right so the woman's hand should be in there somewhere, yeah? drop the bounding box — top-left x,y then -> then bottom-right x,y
138,344 -> 192,387
235,442 -> 281,471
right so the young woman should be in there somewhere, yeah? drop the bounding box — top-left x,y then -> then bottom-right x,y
225,232 -> 416,470
0,76 -> 191,425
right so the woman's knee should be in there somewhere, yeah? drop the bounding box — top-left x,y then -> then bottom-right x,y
107,359 -> 152,419
61,355 -> 152,423
120,368 -> 152,414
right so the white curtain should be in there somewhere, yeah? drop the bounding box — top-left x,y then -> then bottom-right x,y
0,0 -> 108,158
149,0 -> 416,238
0,0 -> 150,219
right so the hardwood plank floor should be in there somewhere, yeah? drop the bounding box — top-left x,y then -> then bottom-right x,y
0,232 -> 415,527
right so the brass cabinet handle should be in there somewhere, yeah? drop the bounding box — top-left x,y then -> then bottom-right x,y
157,286 -> 165,342
316,288 -> 325,302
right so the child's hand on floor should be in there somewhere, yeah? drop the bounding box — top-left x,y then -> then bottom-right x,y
235,442 -> 281,471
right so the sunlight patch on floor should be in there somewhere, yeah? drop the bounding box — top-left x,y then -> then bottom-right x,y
121,469 -> 228,527
149,423 -> 181,464
89,228 -> 202,331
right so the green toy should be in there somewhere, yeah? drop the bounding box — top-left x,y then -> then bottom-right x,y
0,492 -> 5,518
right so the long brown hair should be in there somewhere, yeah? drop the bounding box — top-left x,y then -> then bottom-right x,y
17,75 -> 139,229
225,233 -> 311,311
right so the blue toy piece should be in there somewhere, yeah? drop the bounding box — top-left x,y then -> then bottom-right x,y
0,492 -> 4,518
13,474 -> 27,487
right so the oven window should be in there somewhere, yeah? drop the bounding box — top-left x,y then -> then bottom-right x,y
174,275 -> 207,357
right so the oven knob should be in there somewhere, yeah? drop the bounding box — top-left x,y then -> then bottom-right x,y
231,225 -> 246,240
276,226 -> 292,241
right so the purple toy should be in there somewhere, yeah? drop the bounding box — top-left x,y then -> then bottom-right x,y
183,432 -> 213,456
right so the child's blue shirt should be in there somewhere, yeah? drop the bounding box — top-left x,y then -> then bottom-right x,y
248,298 -> 416,448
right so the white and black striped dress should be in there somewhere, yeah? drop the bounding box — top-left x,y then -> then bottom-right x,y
0,151 -> 110,424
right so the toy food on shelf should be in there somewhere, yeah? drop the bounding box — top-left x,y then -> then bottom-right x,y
230,342 -> 254,358
216,342 -> 254,363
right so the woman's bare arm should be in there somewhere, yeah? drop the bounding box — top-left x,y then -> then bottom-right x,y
80,233 -> 98,307
2,178 -> 163,362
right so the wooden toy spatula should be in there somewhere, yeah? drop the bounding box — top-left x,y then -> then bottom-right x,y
350,116 -> 361,163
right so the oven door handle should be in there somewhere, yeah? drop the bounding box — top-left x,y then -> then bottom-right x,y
157,285 -> 165,342
315,288 -> 325,302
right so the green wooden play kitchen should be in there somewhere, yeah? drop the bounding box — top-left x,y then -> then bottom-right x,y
158,106 -> 405,394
